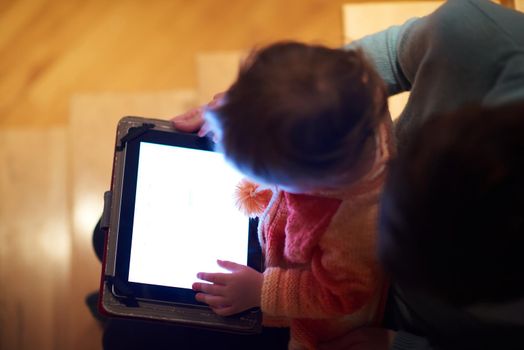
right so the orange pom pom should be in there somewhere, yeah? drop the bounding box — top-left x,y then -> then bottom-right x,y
234,179 -> 273,217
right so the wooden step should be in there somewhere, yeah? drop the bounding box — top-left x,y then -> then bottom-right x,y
67,89 -> 197,350
196,51 -> 245,104
0,127 -> 70,350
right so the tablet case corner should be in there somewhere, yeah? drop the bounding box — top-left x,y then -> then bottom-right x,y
99,116 -> 263,335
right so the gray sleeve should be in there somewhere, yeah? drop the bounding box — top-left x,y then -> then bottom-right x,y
392,331 -> 434,350
344,18 -> 418,96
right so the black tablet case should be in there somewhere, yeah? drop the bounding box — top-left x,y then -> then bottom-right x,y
98,116 -> 262,334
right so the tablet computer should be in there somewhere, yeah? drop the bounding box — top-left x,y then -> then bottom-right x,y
99,116 -> 263,334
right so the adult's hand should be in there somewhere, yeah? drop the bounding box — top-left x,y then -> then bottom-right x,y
318,327 -> 396,350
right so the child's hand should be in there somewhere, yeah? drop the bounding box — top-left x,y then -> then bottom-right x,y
171,92 -> 225,137
192,259 -> 262,316
171,106 -> 206,133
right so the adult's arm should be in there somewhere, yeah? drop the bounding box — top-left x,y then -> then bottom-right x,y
344,17 -> 418,96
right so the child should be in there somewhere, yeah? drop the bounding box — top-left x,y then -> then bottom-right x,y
185,41 -> 393,349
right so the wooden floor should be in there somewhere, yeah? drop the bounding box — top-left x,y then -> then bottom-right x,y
0,1 -> 519,350
0,1 -> 352,349
0,0 -> 357,128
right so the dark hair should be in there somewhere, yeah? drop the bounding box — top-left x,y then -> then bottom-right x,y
212,41 -> 387,187
379,101 -> 524,305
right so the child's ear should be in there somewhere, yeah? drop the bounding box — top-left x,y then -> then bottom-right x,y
234,179 -> 273,217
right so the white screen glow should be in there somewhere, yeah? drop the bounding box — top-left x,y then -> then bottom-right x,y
128,142 -> 248,289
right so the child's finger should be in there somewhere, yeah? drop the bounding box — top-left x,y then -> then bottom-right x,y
172,108 -> 204,132
197,121 -> 211,137
196,272 -> 228,284
192,282 -> 225,296
195,293 -> 229,309
211,305 -> 237,317
217,259 -> 243,272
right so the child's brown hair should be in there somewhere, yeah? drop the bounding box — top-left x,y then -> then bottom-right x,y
212,41 -> 388,188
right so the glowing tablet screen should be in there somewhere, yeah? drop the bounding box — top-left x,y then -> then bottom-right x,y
128,142 -> 247,289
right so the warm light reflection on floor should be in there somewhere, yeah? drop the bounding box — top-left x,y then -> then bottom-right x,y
39,219 -> 72,267
74,192 -> 104,245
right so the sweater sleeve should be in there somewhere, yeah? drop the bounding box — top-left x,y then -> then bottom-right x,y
261,198 -> 383,319
344,18 -> 419,96
261,265 -> 379,319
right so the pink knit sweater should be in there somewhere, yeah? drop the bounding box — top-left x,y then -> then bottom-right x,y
255,122 -> 392,349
